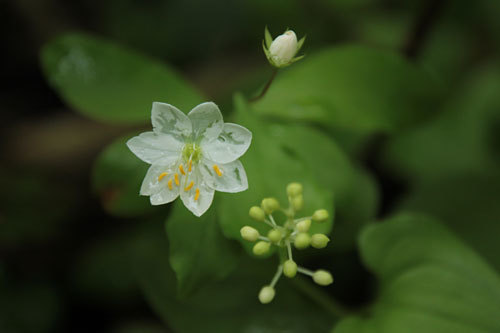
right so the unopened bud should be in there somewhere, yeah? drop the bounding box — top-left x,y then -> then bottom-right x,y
296,219 -> 311,232
261,198 -> 280,214
258,285 -> 275,304
240,226 -> 260,242
313,270 -> 333,286
269,31 -> 298,67
294,232 -> 310,250
312,209 -> 329,222
283,260 -> 297,278
286,182 -> 303,197
311,234 -> 330,249
249,206 -> 265,221
253,241 -> 271,256
291,195 -> 304,211
267,229 -> 282,243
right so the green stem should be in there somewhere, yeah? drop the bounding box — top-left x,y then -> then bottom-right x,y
292,276 -> 349,318
249,68 -> 278,103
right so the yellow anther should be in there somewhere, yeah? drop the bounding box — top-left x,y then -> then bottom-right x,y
184,181 -> 194,192
213,165 -> 223,177
168,179 -> 173,190
179,164 -> 186,175
194,188 -> 200,201
188,160 -> 192,172
158,172 -> 168,181
174,173 -> 180,186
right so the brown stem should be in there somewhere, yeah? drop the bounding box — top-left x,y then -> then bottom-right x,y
249,68 -> 278,103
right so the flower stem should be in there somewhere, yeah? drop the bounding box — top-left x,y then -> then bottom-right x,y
250,68 -> 278,103
270,265 -> 283,288
292,276 -> 349,318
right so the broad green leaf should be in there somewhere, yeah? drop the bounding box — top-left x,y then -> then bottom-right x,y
254,45 -> 442,134
266,123 -> 379,251
333,214 -> 500,333
167,201 -> 241,297
137,225 -> 334,333
218,96 -> 334,252
40,33 -> 204,124
92,134 -> 160,217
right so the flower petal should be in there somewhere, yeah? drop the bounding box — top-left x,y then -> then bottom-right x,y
150,185 -> 180,205
127,132 -> 182,164
180,169 -> 215,217
151,102 -> 192,140
188,102 -> 223,143
200,159 -> 248,193
202,123 -> 252,164
140,161 -> 178,196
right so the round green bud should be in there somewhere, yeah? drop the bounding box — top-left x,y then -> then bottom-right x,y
311,234 -> 330,249
267,229 -> 282,243
286,182 -> 303,197
291,195 -> 304,211
294,232 -> 311,249
240,226 -> 260,242
258,285 -> 275,304
261,198 -> 280,214
283,260 -> 297,278
312,209 -> 329,222
253,241 -> 271,256
296,219 -> 311,233
249,206 -> 265,221
313,270 -> 333,286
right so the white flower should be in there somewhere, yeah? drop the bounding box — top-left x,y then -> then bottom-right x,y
262,27 -> 305,68
127,102 -> 252,217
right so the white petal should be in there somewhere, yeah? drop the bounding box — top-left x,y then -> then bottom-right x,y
202,123 -> 252,164
200,159 -> 248,193
150,185 -> 180,205
140,162 -> 178,196
180,169 -> 215,217
127,132 -> 182,164
151,102 -> 192,140
188,102 -> 223,143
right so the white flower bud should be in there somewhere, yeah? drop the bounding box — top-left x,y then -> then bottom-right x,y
286,182 -> 303,197
269,30 -> 298,67
313,270 -> 333,286
312,209 -> 329,223
311,234 -> 330,249
258,285 -> 276,304
261,198 -> 280,214
249,206 -> 265,221
240,226 -> 260,242
267,229 -> 282,243
294,232 -> 311,250
253,241 -> 271,256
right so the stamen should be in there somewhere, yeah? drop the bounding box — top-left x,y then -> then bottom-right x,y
184,181 -> 194,191
179,164 -> 186,175
168,179 -> 173,190
174,173 -> 180,186
158,172 -> 168,181
194,188 -> 200,201
213,165 -> 223,177
188,160 -> 192,172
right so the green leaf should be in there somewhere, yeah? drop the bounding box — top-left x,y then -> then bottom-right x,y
333,214 -> 500,333
218,96 -> 334,252
264,26 -> 273,49
40,33 -> 204,124
266,123 -> 378,251
254,45 -> 442,134
167,201 -> 241,297
92,134 -> 159,217
137,227 -> 334,333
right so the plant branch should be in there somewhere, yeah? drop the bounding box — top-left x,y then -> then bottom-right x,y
249,68 -> 278,103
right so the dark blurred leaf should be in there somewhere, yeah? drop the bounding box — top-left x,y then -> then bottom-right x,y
333,213 -> 500,333
92,134 -> 161,217
266,123 -> 379,251
254,45 -> 442,134
218,96 -> 334,252
40,33 -> 204,124
166,201 -> 241,297
138,224 -> 334,333
382,64 -> 500,270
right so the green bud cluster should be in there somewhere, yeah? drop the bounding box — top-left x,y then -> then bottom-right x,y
239,182 -> 335,304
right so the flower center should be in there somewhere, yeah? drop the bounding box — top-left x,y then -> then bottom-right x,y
182,143 -> 202,163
